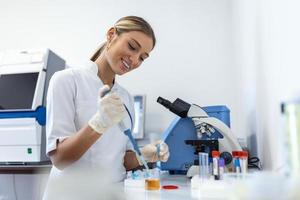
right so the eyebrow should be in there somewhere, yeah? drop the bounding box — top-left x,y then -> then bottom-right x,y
131,38 -> 149,58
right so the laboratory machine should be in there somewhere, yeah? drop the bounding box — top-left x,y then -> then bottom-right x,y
0,49 -> 65,163
157,97 -> 242,176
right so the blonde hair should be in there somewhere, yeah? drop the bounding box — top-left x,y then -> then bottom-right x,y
90,16 -> 156,61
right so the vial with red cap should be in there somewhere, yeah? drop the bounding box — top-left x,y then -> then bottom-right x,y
240,151 -> 248,173
232,151 -> 239,173
212,150 -> 220,180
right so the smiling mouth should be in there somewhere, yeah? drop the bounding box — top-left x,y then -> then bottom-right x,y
122,59 -> 131,70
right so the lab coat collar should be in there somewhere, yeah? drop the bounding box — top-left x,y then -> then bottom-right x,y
87,60 -> 117,90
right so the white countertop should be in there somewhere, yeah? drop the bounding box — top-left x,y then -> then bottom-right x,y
123,171 -> 299,200
124,174 -> 194,200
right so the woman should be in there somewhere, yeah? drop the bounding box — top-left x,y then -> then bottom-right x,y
43,16 -> 169,199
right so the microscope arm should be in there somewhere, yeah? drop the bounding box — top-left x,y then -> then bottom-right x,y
197,117 -> 242,151
187,104 -> 209,118
187,104 -> 242,151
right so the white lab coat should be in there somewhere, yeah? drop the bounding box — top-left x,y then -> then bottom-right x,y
43,61 -> 134,200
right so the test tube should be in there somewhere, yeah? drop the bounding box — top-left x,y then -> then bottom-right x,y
212,151 -> 220,180
232,151 -> 239,172
199,152 -> 209,180
234,158 -> 241,174
240,151 -> 248,173
218,158 -> 225,180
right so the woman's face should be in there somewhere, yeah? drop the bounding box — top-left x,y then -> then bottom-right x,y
105,29 -> 153,75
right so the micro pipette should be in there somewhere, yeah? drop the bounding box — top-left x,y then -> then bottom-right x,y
101,86 -> 150,175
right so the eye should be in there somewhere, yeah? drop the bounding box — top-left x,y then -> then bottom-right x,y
128,43 -> 136,51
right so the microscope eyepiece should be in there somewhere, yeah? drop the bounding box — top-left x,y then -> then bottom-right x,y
157,97 -> 171,109
156,96 -> 191,118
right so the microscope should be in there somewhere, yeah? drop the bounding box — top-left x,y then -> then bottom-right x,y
157,97 -> 242,177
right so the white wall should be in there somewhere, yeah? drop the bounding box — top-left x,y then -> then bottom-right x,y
231,0 -> 285,170
231,0 -> 259,158
0,0 -> 238,136
258,0 -> 300,171
231,0 -> 300,171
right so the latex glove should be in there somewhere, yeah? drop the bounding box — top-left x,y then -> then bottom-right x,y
138,140 -> 170,164
88,85 -> 126,134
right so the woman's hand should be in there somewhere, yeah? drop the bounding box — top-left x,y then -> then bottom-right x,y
88,85 -> 126,134
139,140 -> 170,163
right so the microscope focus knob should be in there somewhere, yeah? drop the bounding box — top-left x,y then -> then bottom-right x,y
220,151 -> 232,165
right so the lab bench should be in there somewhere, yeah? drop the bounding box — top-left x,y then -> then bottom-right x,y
0,162 -> 51,174
0,163 -> 51,200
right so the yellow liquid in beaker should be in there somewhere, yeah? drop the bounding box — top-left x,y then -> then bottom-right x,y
145,178 -> 160,190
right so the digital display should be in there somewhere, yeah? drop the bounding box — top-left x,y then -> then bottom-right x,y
0,73 -> 39,110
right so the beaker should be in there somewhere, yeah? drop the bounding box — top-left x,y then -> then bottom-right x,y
145,168 -> 160,190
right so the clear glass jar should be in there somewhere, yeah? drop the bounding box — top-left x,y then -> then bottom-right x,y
145,168 -> 160,190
